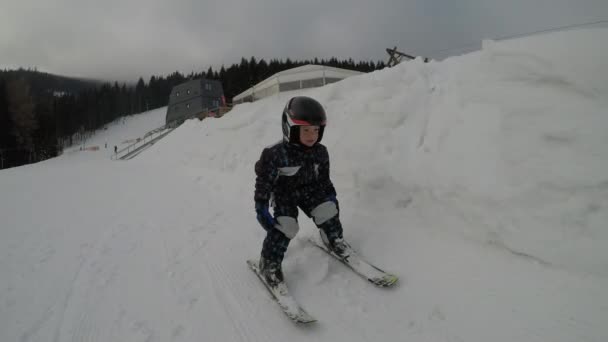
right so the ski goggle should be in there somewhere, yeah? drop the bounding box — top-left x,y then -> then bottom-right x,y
286,111 -> 326,126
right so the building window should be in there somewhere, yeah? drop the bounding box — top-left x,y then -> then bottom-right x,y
187,89 -> 191,94
176,91 -> 180,97
186,104 -> 190,108
205,83 -> 211,91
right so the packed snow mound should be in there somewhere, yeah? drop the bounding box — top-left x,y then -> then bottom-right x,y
143,27 -> 608,277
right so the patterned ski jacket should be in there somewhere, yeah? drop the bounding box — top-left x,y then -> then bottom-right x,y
254,141 -> 337,205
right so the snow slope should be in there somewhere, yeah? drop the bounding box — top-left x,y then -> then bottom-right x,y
62,106 -> 167,158
1,28 -> 607,342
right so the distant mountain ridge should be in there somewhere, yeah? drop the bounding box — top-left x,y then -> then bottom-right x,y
0,68 -> 103,97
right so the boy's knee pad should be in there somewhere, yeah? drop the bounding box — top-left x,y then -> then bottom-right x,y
274,216 -> 299,239
311,201 -> 338,226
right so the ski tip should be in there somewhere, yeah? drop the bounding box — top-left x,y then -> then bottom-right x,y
371,274 -> 399,287
295,317 -> 318,324
290,310 -> 318,324
246,259 -> 260,270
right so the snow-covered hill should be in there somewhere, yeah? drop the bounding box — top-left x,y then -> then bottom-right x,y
2,28 -> 607,342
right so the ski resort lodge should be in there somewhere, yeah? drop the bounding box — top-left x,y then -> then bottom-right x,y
165,78 -> 225,126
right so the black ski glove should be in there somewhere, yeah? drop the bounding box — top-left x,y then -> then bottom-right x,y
255,202 -> 275,231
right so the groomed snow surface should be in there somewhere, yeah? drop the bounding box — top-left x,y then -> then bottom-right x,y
2,28 -> 607,341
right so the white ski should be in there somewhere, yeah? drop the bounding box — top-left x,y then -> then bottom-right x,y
246,259 -> 317,324
309,237 -> 399,287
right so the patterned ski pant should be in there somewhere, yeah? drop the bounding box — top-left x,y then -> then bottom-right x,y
261,189 -> 343,264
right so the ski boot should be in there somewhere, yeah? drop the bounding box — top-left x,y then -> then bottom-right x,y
259,256 -> 284,288
320,230 -> 351,259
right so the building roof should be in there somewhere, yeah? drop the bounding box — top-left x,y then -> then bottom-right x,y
233,64 -> 363,102
272,64 -> 362,77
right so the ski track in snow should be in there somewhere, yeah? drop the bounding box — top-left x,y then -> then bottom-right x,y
197,235 -> 277,341
62,224 -> 139,342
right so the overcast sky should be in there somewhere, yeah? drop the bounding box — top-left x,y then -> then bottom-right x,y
1,0 -> 607,82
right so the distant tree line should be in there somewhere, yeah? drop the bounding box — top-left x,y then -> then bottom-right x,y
0,57 -> 385,169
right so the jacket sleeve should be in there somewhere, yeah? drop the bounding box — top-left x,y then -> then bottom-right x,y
254,148 -> 278,203
318,146 -> 337,197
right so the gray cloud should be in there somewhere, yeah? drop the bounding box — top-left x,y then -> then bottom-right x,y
1,0 -> 606,82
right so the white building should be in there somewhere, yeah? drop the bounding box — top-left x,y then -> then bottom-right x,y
232,64 -> 363,104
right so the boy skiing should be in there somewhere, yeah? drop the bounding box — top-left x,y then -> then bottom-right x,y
254,96 -> 349,287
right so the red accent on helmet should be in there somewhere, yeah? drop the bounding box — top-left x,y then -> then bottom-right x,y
291,118 -> 312,125
288,111 -> 326,126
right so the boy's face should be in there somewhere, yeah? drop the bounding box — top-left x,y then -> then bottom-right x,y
300,125 -> 320,147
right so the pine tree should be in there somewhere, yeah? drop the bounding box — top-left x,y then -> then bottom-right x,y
0,79 -> 16,168
6,78 -> 38,151
258,59 -> 269,80
135,77 -> 145,113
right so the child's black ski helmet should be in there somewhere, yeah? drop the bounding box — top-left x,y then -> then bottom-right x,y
282,96 -> 326,145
